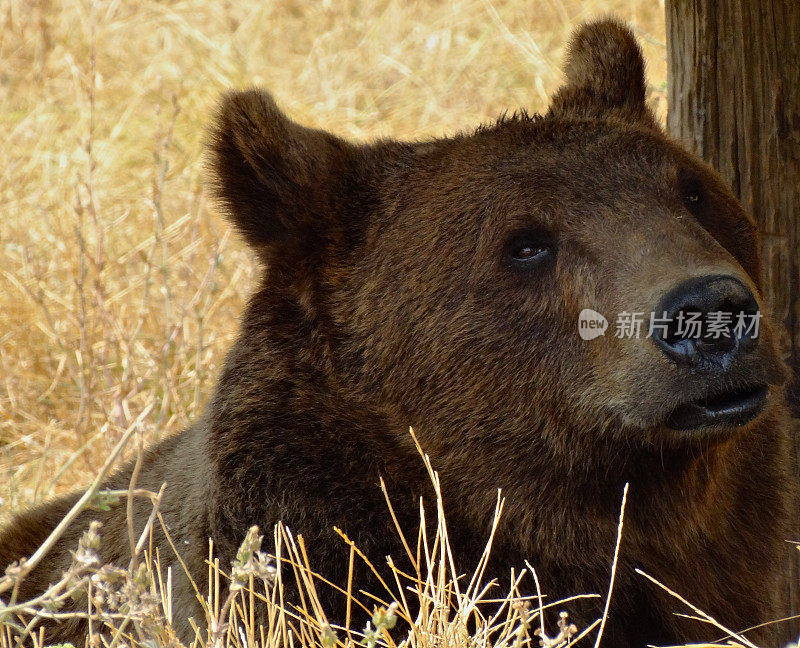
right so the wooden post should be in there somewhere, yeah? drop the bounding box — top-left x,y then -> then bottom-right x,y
665,0 -> 800,640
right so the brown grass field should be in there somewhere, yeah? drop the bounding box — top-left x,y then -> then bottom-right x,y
0,1 -> 682,645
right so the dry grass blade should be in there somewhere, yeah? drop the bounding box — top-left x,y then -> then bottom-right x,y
593,482 -> 628,648
0,403 -> 152,599
634,569 -> 758,648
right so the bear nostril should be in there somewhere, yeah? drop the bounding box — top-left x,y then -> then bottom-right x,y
651,275 -> 760,369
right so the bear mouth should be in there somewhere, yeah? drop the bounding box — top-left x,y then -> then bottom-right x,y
666,384 -> 769,431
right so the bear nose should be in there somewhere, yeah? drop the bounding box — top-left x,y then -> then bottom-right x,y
650,275 -> 760,370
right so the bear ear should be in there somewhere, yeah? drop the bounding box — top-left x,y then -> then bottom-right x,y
208,89 -> 365,260
548,18 -> 657,127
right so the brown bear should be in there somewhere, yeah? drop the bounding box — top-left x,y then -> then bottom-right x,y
0,18 -> 794,648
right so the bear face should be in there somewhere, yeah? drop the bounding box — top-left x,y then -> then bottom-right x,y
210,20 -> 788,472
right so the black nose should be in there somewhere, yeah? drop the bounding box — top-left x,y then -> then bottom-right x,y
651,275 -> 760,369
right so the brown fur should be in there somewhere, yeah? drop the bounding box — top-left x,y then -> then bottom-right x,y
0,19 -> 794,647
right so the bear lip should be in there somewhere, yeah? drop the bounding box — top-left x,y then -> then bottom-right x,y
665,384 -> 769,431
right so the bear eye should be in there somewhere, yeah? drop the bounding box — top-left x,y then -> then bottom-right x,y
684,190 -> 702,207
513,244 -> 548,261
505,230 -> 557,269
678,169 -> 704,210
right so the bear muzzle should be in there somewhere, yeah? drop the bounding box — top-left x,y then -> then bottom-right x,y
649,274 -> 784,431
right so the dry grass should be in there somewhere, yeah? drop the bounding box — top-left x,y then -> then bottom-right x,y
0,429 -> 775,648
4,429 -> 762,648
0,0 -> 666,515
1,433 -> 620,648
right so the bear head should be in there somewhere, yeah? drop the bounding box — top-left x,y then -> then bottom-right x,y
209,19 -> 788,477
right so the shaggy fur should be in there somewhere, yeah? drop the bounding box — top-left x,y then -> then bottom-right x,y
0,19 -> 794,647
